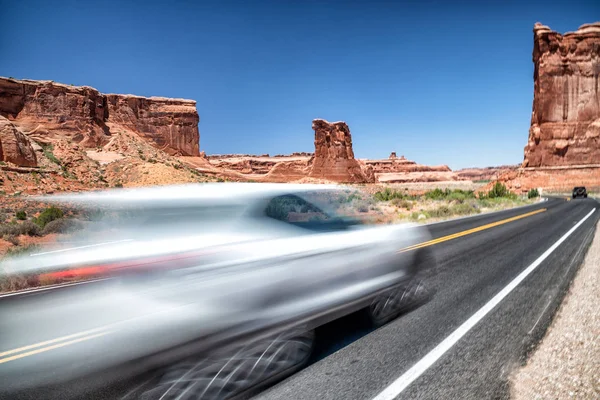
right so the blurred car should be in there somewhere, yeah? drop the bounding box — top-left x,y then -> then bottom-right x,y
0,183 -> 436,400
572,186 -> 587,199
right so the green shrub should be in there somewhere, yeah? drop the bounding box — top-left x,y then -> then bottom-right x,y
424,188 -> 449,200
15,210 -> 27,220
487,182 -> 510,199
41,144 -> 61,166
391,198 -> 413,209
34,207 -> 64,228
527,188 -> 540,199
424,188 -> 475,201
114,182 -> 123,188
374,188 -> 406,202
450,202 -> 481,216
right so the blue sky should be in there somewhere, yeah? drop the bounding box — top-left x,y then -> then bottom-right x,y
1,0 -> 597,169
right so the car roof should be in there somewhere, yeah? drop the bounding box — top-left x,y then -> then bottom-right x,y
31,183 -> 349,208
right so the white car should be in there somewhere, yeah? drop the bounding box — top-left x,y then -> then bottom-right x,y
0,183 -> 436,400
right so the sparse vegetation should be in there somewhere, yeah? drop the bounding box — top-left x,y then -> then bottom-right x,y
42,218 -> 83,235
34,206 -> 64,228
41,143 -> 61,166
528,188 -> 540,199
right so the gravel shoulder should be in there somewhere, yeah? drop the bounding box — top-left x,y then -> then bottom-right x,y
511,220 -> 600,399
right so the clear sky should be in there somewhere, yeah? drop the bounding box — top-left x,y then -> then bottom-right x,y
1,0 -> 598,169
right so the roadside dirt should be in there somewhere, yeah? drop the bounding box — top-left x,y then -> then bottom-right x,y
511,221 -> 600,399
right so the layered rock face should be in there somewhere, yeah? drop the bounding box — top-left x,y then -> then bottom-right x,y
0,116 -> 37,167
523,22 -> 600,167
308,119 -> 373,183
0,77 -> 199,159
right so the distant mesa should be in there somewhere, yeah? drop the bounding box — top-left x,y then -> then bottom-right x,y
0,77 -> 200,162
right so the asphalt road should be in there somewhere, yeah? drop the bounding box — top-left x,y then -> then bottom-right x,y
257,197 -> 599,400
1,197 -> 598,400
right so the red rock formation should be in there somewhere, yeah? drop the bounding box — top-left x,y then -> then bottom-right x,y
455,165 -> 519,181
389,152 -> 397,159
487,166 -> 600,193
308,119 -> 373,183
523,22 -> 600,167
0,116 -> 37,167
0,77 -> 200,156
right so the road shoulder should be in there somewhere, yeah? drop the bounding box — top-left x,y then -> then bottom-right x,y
511,220 -> 600,399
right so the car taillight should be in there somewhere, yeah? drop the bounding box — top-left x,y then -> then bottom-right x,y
38,249 -> 216,281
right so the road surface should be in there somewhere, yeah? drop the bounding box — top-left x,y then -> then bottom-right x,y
1,197 -> 597,400
258,197 -> 598,400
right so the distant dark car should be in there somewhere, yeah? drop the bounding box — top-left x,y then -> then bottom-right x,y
572,186 -> 587,199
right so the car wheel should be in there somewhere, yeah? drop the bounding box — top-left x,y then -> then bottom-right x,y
366,248 -> 437,327
137,330 -> 315,400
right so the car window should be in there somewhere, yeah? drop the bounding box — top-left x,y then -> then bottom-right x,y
265,194 -> 329,223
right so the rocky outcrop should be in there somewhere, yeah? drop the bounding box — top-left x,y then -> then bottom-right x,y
308,119 -> 373,183
523,22 -> 600,167
0,77 -> 200,156
0,116 -> 37,167
364,157 -> 451,174
455,165 -> 519,181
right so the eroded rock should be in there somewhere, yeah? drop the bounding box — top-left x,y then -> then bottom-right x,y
0,116 -> 37,167
523,22 -> 600,167
0,77 -> 200,156
308,119 -> 373,183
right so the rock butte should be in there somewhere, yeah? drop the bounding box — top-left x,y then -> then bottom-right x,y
523,22 -> 600,168
0,77 -> 200,157
308,119 -> 374,183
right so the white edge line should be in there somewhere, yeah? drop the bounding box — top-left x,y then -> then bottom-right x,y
372,207 -> 596,400
0,278 -> 110,298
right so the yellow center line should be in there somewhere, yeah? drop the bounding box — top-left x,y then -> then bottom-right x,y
398,208 -> 547,253
0,327 -> 109,358
0,331 -> 113,364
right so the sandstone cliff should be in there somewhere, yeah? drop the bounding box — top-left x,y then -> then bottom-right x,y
523,22 -> 600,167
0,77 -> 199,159
308,119 -> 373,183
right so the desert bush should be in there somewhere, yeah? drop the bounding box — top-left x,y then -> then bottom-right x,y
527,188 -> 540,199
374,188 -> 408,202
0,221 -> 41,237
15,210 -> 27,220
391,198 -> 412,209
19,221 -> 42,236
425,188 -> 475,201
428,205 -> 452,218
487,182 -> 513,199
42,218 -> 84,235
450,202 -> 481,216
34,206 -> 64,228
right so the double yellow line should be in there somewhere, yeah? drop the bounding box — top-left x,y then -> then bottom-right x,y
398,208 -> 547,253
0,327 -> 113,364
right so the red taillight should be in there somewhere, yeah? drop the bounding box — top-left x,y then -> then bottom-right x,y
38,249 -> 216,281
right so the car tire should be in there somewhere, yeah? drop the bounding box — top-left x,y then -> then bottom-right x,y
365,248 -> 437,327
137,330 -> 315,400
